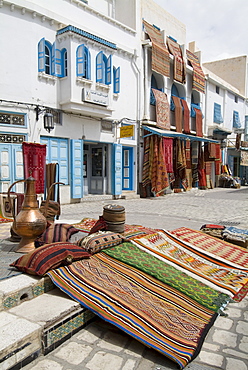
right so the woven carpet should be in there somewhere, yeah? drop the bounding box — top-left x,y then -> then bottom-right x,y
171,227 -> 248,269
132,231 -> 248,302
143,20 -> 170,77
72,218 -> 157,240
22,142 -> 46,194
181,99 -> 190,134
186,50 -> 205,94
152,89 -> 170,130
172,96 -> 182,133
167,37 -> 185,83
48,250 -> 218,369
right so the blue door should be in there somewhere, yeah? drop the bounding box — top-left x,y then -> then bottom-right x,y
0,143 -> 24,192
112,143 -> 122,195
122,147 -> 133,190
71,139 -> 83,198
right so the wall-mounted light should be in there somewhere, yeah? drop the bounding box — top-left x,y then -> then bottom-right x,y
35,105 -> 54,133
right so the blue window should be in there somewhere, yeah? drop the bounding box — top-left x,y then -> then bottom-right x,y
113,66 -> 120,93
38,38 -> 67,77
96,51 -> 112,85
213,103 -> 223,124
76,44 -> 91,79
233,111 -> 241,128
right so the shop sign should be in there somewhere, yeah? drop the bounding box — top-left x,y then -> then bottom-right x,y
82,88 -> 109,106
120,125 -> 134,138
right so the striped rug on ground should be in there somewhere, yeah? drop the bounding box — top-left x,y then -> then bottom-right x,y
47,251 -> 217,369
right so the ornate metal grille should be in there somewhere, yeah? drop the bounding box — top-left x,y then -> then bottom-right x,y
0,112 -> 25,125
0,134 -> 25,143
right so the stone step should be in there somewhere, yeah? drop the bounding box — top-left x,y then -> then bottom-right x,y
0,287 -> 95,370
121,191 -> 140,200
0,274 -> 54,312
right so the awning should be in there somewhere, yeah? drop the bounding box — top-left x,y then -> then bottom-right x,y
143,125 -> 218,143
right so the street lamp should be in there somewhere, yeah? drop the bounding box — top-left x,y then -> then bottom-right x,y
35,105 -> 54,133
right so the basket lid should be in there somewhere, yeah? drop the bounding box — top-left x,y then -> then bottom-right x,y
103,204 -> 125,213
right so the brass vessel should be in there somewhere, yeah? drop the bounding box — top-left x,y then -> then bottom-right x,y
7,177 -> 47,253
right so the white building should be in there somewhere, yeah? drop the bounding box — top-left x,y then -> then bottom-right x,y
0,0 -> 140,203
203,56 -> 248,184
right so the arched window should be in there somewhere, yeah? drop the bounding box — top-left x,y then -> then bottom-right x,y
96,51 -> 112,85
150,74 -> 163,105
76,44 -> 91,79
38,38 -> 67,78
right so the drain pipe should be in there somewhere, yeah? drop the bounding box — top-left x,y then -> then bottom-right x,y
131,49 -> 142,193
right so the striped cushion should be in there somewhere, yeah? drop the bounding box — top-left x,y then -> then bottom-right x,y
35,223 -> 79,247
10,242 -> 91,276
76,231 -> 124,254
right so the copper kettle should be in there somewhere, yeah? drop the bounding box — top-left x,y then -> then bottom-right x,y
7,177 -> 47,253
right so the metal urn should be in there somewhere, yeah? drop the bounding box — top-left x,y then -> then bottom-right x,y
7,177 -> 47,253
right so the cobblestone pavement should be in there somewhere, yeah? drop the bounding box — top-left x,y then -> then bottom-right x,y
1,186 -> 248,370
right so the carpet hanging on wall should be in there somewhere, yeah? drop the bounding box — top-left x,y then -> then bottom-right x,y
172,96 -> 183,132
186,50 -> 205,94
166,37 -> 186,83
143,20 -> 170,77
181,99 -> 190,134
22,142 -> 46,194
152,89 -> 171,130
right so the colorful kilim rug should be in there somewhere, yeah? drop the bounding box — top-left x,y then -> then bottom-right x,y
143,20 -> 170,78
152,89 -> 170,130
72,218 -> 157,240
172,96 -> 182,132
151,135 -> 169,196
181,99 -> 190,133
186,50 -> 205,94
132,231 -> 248,302
167,37 -> 186,83
171,227 -> 248,269
142,134 -> 151,187
104,243 -> 229,312
22,142 -> 46,194
195,108 -> 203,137
48,251 -> 218,369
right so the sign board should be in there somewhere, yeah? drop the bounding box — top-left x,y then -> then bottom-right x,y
120,125 -> 134,138
82,88 -> 109,106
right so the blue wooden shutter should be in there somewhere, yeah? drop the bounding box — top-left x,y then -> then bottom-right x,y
213,103 -> 223,124
114,66 -> 120,93
52,42 -> 62,77
87,50 -> 91,80
71,139 -> 83,199
76,44 -> 85,77
106,55 -> 112,85
112,143 -> 122,195
233,111 -> 241,128
38,38 -> 45,72
96,51 -> 103,82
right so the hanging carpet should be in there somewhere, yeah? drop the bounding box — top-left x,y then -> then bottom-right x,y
143,20 -> 170,77
172,96 -> 183,132
181,99 -> 190,133
186,50 -> 205,94
152,89 -> 170,130
166,37 -> 186,83
22,142 -> 46,194
151,135 -> 169,196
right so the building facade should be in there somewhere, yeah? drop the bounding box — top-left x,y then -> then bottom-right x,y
0,0 -> 140,202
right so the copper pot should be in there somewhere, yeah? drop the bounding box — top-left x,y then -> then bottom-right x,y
7,177 -> 47,253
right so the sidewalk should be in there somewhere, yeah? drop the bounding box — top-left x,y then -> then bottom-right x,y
0,187 -> 247,370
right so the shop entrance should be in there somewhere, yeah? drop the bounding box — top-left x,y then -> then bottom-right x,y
89,145 -> 107,194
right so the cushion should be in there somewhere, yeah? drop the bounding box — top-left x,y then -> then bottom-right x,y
76,231 -> 124,254
10,242 -> 91,276
35,223 -> 79,247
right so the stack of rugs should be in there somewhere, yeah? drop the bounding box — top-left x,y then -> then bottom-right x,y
200,224 -> 248,249
10,218 -> 248,369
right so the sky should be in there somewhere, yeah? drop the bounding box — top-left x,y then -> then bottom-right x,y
153,0 -> 248,63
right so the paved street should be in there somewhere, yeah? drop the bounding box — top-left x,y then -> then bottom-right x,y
1,186 -> 248,370
60,187 -> 248,231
